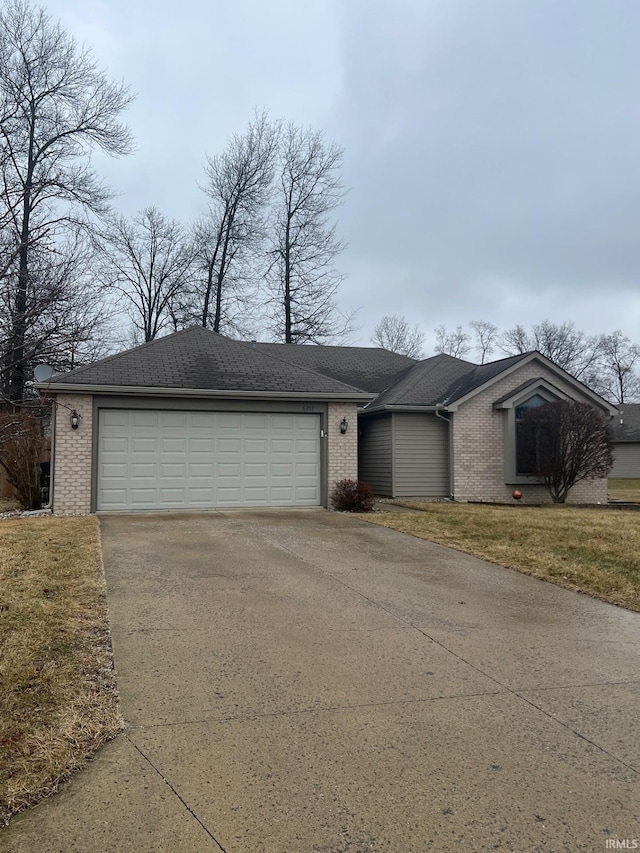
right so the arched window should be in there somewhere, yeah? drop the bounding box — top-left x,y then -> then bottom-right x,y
516,394 -> 548,475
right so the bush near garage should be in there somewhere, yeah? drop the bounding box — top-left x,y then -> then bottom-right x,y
330,479 -> 375,513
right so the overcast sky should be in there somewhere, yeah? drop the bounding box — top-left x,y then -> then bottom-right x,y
46,0 -> 640,352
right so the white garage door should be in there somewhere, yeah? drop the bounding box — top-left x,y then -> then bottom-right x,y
97,410 -> 321,510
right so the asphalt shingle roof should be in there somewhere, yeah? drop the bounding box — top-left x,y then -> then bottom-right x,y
443,353 -> 533,405
50,326 -> 370,396
364,353 -> 475,409
253,342 -> 417,393
51,329 -> 604,416
362,352 -> 530,410
613,404 -> 640,441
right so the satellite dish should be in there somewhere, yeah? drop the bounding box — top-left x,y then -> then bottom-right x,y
34,364 -> 55,382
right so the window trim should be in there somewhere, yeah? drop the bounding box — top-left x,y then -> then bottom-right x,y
496,382 -> 570,484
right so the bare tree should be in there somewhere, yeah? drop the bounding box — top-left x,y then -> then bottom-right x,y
520,400 -> 614,503
190,110 -> 280,336
499,324 -> 530,356
265,124 -> 350,343
0,229 -> 114,392
470,319 -> 498,364
500,320 -> 601,380
434,325 -> 472,359
371,315 -> 424,358
96,208 -> 193,342
0,0 -> 134,404
594,331 -> 640,404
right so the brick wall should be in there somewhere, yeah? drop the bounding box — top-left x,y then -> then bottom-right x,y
452,365 -> 609,505
52,393 -> 93,515
327,402 -> 358,495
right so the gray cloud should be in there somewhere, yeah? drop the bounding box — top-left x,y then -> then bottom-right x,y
48,0 -> 640,350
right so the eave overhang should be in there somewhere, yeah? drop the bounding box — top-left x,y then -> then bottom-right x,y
38,382 -> 375,403
360,404 -> 444,415
444,352 -> 618,416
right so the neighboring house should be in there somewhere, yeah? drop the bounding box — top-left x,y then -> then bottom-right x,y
42,327 -> 617,514
611,404 -> 640,478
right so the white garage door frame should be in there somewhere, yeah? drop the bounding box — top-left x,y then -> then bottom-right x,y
94,400 -> 328,512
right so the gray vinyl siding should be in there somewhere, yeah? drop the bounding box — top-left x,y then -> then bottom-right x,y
393,412 -> 449,497
359,414 -> 393,495
611,443 -> 640,478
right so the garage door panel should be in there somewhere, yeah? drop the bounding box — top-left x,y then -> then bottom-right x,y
100,488 -> 128,506
132,412 -> 158,427
190,463 -> 214,477
132,437 -> 157,452
161,463 -> 186,477
189,488 -> 214,501
218,413 -> 243,429
270,414 -> 294,429
102,411 -> 130,427
98,410 -> 321,510
218,438 -> 241,453
131,463 -> 157,478
101,462 -> 128,478
190,413 -> 216,428
296,416 -> 317,429
161,438 -> 186,452
216,463 -> 241,477
190,438 -> 214,452
103,436 -> 129,452
244,487 -> 268,501
245,463 -> 268,477
130,488 -> 157,504
271,487 -> 293,500
161,412 -> 188,428
216,487 -> 242,503
296,463 -> 319,476
296,486 -> 319,500
160,488 -> 186,503
271,463 -> 292,476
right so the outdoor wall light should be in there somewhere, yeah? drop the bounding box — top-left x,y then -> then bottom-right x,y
70,410 -> 79,430
340,417 -> 348,434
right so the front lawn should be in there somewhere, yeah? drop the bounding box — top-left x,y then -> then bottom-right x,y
0,516 -> 122,824
366,502 -> 640,612
608,478 -> 640,502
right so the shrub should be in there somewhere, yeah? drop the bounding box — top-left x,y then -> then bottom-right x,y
521,401 -> 614,503
0,412 -> 46,510
330,479 -> 375,513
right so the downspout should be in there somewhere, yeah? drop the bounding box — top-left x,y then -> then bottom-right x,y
435,406 -> 454,500
47,398 -> 56,513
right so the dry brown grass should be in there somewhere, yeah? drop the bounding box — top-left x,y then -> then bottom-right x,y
608,478 -> 640,502
366,502 -> 640,612
0,516 -> 122,824
0,499 -> 20,513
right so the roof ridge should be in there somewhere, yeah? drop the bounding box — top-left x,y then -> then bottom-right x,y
236,339 -> 369,394
255,341 -> 418,359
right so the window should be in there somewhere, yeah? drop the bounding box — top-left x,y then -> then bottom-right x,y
515,394 -> 547,475
497,383 -> 566,484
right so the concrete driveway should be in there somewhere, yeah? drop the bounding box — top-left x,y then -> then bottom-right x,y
2,510 -> 639,852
